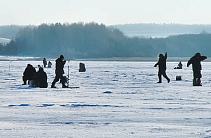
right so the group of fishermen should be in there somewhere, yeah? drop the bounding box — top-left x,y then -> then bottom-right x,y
154,52 -> 207,86
22,63 -> 48,88
22,52 -> 207,88
22,55 -> 86,88
22,55 -> 65,88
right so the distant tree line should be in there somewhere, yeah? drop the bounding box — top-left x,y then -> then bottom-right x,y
1,22 -> 211,58
111,23 -> 211,37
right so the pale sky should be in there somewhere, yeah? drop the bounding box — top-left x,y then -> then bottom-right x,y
1,0 -> 211,26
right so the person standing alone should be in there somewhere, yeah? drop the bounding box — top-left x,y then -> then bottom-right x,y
187,52 -> 207,86
51,55 -> 68,88
43,58 -> 47,68
154,52 -> 170,83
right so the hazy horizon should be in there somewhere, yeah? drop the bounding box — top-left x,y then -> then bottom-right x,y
1,0 -> 211,26
1,23 -> 211,41
2,22 -> 211,27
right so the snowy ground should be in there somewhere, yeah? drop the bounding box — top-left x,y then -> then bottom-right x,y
0,59 -> 211,138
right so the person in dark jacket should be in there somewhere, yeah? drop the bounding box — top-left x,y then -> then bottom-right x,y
43,58 -> 47,68
47,61 -> 52,68
187,52 -> 207,86
34,67 -> 48,88
22,64 -> 36,85
51,55 -> 68,88
154,52 -> 170,83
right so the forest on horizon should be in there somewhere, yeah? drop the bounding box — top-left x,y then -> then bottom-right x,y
111,23 -> 211,37
0,22 -> 211,59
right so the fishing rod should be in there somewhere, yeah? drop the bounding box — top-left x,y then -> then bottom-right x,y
67,65 -> 69,87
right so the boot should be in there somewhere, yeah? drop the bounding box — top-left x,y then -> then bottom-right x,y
51,82 -> 56,88
193,78 -> 202,86
62,85 -> 68,88
196,78 -> 202,86
167,78 -> 170,83
157,75 -> 162,83
51,85 -> 56,88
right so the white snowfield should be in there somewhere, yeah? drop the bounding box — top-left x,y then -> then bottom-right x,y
0,59 -> 211,138
0,37 -> 11,45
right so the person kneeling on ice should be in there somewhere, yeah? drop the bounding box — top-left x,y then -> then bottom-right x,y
34,67 -> 48,88
154,52 -> 170,83
51,55 -> 68,88
187,52 -> 207,86
22,64 -> 36,85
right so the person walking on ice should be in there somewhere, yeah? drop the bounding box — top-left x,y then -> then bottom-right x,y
154,52 -> 170,83
51,55 -> 68,88
187,52 -> 207,86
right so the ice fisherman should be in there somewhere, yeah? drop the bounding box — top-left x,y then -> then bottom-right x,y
174,61 -> 182,69
51,55 -> 68,88
43,58 -> 47,68
187,52 -> 207,86
48,61 -> 52,68
34,67 -> 48,88
22,64 -> 36,85
154,52 -> 170,83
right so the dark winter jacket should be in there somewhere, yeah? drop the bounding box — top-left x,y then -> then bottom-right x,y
187,53 -> 207,72
55,57 -> 66,76
23,64 -> 36,80
35,68 -> 48,88
154,52 -> 167,71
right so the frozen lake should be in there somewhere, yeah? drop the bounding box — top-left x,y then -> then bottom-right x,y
0,60 -> 211,137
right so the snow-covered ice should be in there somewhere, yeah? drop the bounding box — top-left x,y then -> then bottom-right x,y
0,59 -> 211,138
